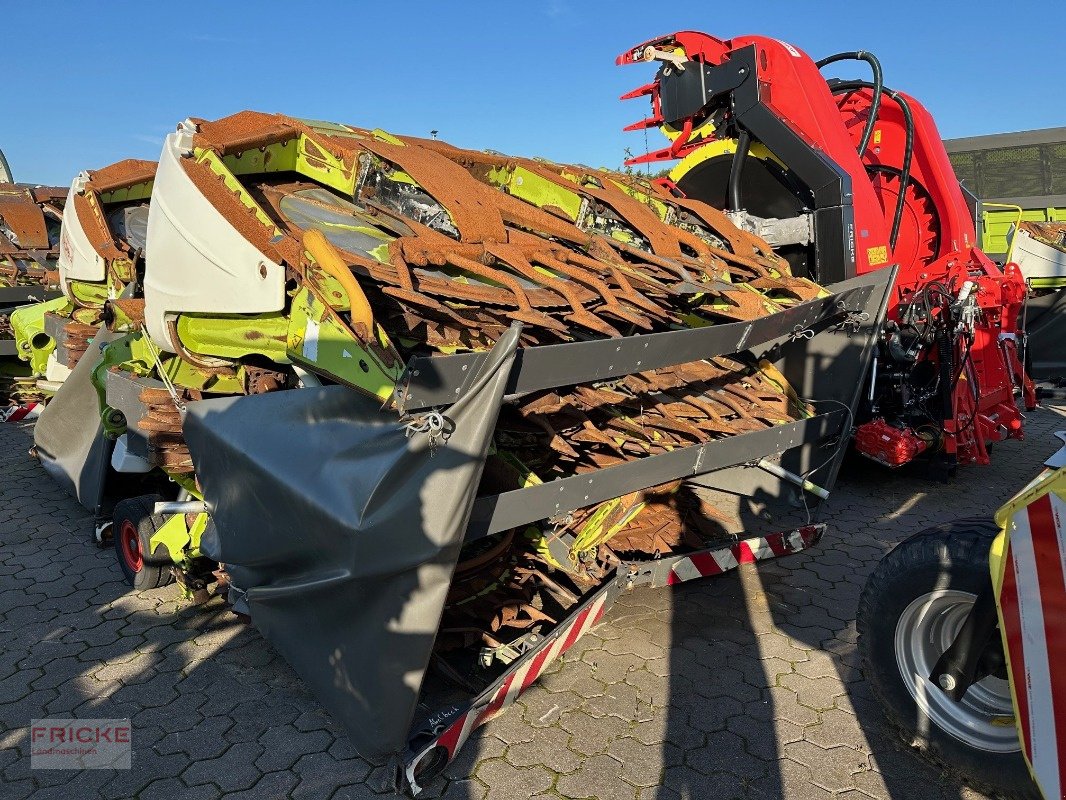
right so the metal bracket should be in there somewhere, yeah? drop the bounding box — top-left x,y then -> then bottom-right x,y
466,407 -> 847,541
397,274 -> 879,413
0,286 -> 62,309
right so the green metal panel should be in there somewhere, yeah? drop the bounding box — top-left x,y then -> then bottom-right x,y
150,511 -> 209,568
9,296 -> 71,371
485,164 -> 584,221
176,313 -> 290,362
285,286 -> 403,401
982,207 -> 1053,255
100,180 -> 153,204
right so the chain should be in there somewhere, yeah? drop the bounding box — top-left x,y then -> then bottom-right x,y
401,410 -> 450,455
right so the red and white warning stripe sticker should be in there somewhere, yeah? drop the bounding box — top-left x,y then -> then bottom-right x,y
666,525 -> 819,584
0,402 -> 41,423
405,524 -> 821,793
999,487 -> 1066,800
406,591 -> 608,791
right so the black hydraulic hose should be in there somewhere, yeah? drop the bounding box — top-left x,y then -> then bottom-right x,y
727,128 -> 751,212
830,79 -> 914,249
816,51 -> 884,156
926,280 -> 960,427
936,322 -> 954,423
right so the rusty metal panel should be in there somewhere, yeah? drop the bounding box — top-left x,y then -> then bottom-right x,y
397,282 -> 873,412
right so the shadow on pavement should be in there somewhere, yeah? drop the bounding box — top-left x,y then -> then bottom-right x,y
0,421 -> 397,800
4,406 -> 1063,799
660,404 -> 1065,800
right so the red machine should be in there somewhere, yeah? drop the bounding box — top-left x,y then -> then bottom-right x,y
852,418 -> 928,469
617,31 -> 1035,470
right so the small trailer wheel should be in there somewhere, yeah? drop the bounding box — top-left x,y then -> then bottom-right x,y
113,495 -> 175,591
857,519 -> 1039,799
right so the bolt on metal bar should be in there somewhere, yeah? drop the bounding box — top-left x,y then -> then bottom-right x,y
397,273 -> 881,412
466,407 -> 847,540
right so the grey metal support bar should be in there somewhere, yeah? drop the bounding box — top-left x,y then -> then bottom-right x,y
397,273 -> 882,413
466,407 -> 847,540
0,287 -> 62,307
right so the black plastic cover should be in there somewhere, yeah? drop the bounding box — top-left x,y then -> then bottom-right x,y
33,328 -> 119,511
182,326 -> 520,762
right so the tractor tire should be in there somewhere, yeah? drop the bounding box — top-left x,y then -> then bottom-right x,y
857,518 -> 1039,799
113,495 -> 175,591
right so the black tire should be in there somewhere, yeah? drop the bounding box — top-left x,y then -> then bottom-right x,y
113,495 -> 175,591
858,518 -> 1039,799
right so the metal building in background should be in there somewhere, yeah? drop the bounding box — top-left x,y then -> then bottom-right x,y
945,127 -> 1066,258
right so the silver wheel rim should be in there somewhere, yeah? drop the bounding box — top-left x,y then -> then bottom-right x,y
894,589 -> 1019,753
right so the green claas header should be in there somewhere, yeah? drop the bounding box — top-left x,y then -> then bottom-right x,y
24,110 -> 890,791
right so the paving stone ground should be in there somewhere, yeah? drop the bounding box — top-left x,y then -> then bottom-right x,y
2,404 -> 1064,800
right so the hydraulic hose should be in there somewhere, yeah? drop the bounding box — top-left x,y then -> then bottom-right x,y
830,79 -> 914,249
727,128 -> 751,212
815,51 -> 884,156
936,316 -> 955,423
303,228 -> 375,330
925,281 -> 959,427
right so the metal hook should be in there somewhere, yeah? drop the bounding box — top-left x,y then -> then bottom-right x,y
401,410 -> 451,455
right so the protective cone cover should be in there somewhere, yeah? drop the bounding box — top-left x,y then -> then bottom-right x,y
182,327 -> 520,761
33,327 -> 120,510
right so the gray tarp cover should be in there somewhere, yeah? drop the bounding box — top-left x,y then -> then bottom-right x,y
182,327 -> 521,762
33,327 -> 119,510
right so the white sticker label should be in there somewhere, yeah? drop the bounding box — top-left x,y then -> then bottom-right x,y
303,318 -> 320,362
775,39 -> 802,58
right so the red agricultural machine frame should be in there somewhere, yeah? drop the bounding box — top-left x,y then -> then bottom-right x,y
618,31 -> 1034,469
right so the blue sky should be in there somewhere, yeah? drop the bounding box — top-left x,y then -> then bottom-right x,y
5,1 -> 1063,186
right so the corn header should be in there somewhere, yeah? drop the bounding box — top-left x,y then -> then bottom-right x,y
0,176 -> 65,407
26,110 -> 892,790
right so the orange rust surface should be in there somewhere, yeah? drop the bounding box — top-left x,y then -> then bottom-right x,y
0,185 -> 50,250
71,191 -> 125,262
30,186 -> 67,205
1020,221 -> 1066,251
191,110 -> 298,156
361,137 -> 508,244
87,159 -> 157,194
110,298 -> 146,326
176,111 -> 824,350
